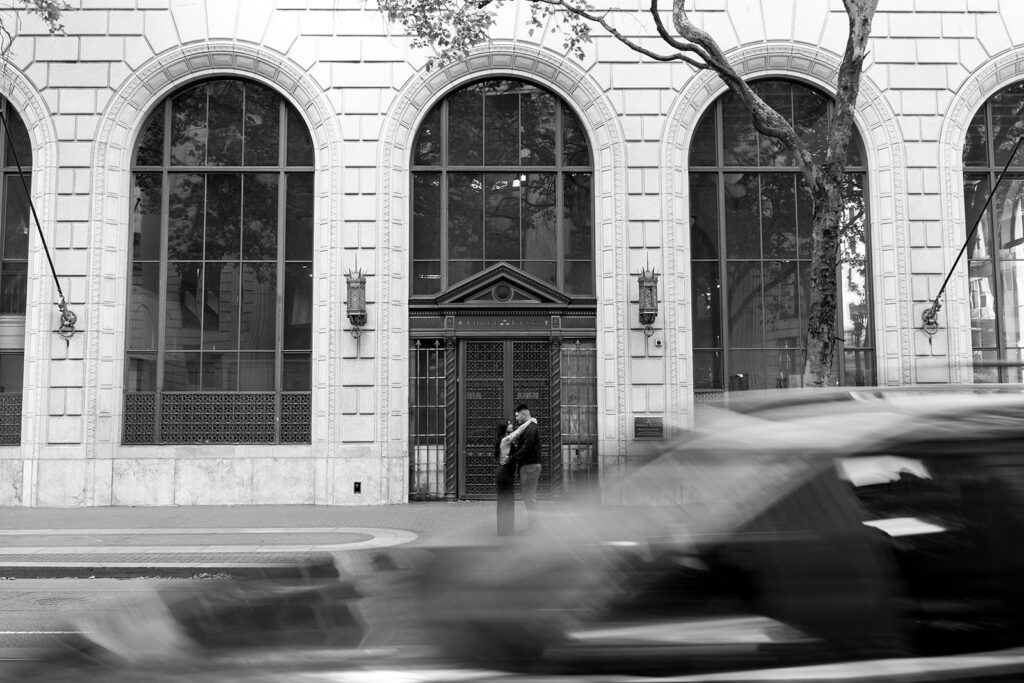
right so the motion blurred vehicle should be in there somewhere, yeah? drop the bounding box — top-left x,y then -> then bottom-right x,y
14,386 -> 1024,681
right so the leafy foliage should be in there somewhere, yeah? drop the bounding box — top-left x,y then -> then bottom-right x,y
0,0 -> 68,55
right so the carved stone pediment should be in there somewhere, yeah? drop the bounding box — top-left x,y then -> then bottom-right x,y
434,263 -> 571,308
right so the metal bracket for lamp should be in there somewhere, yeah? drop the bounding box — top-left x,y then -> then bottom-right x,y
345,268 -> 367,338
637,267 -> 659,338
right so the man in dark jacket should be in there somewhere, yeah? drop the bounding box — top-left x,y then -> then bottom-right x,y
509,403 -> 541,532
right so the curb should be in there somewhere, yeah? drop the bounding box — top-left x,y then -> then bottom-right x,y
0,562 -> 344,580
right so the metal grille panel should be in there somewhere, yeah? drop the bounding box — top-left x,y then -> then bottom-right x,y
561,340 -> 598,495
0,393 -> 21,445
463,341 -> 505,497
409,340 -> 447,500
122,392 -> 310,444
512,341 -> 552,496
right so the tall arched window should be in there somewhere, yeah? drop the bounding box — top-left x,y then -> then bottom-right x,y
409,78 -> 594,295
0,101 -> 31,445
689,80 -> 874,395
963,82 -> 1024,382
124,79 -> 314,444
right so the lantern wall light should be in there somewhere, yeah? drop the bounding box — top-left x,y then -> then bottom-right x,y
637,267 -> 659,337
345,268 -> 367,338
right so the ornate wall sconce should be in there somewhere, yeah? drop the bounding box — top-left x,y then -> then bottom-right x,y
637,267 -> 659,337
345,268 -> 367,338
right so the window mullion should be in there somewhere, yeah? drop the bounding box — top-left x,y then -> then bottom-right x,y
275,99 -> 288,443
156,98 -> 173,441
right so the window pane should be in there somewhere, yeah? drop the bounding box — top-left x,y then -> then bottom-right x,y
0,352 -> 22,392
167,173 -> 205,260
521,89 -> 556,166
758,81 -> 794,166
726,261 -> 763,347
242,173 -> 278,260
240,262 -> 277,350
206,80 -> 243,166
202,262 -> 240,350
484,87 -> 519,166
792,82 -> 829,164
413,104 -> 441,166
3,107 -> 30,169
564,261 -> 593,296
135,106 -> 165,166
760,173 -> 797,259
202,352 -> 237,390
128,262 -> 160,350
965,175 -> 992,260
991,84 -> 1024,167
992,176 -> 1024,260
843,350 -> 876,386
449,260 -> 482,286
691,261 -> 721,348
969,260 -> 997,348
564,173 -> 592,260
999,258 -> 1024,351
485,173 -> 520,260
286,104 -> 313,167
523,261 -> 556,285
847,129 -> 865,167
170,83 -> 208,166
245,81 -> 280,166
722,92 -> 757,166
563,102 -> 590,166
763,260 -> 800,347
165,262 -> 202,350
283,352 -> 311,391
689,173 -> 718,259
284,262 -> 312,350
448,87 -> 483,165
163,352 -> 200,390
694,350 -> 723,390
412,173 -> 441,260
239,352 -> 275,390
132,173 -> 162,261
126,352 -> 156,391
727,350 -> 764,390
204,173 -> 241,260
688,109 -> 716,166
412,260 -> 441,295
3,174 -> 30,259
766,347 -> 801,389
0,261 -> 25,314
448,173 -> 482,259
522,173 -> 556,260
724,173 -> 760,258
285,173 -> 314,260
963,107 -> 988,167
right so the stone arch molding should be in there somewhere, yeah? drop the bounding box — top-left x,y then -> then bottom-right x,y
939,48 -> 1024,384
87,42 -> 343,456
379,43 -> 631,458
664,41 -> 911,397
0,63 -> 59,455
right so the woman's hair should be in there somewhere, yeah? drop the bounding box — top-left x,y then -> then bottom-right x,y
495,421 -> 510,443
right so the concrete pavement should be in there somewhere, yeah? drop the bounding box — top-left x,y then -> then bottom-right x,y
0,502 -> 511,577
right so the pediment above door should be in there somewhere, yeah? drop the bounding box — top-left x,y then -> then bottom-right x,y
433,263 -> 571,308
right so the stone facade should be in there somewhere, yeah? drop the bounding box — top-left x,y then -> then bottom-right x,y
0,0 -> 1016,505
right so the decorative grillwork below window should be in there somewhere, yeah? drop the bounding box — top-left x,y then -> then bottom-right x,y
0,393 -> 21,445
123,392 -> 310,444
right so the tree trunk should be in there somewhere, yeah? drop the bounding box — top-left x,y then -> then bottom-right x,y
803,181 -> 844,387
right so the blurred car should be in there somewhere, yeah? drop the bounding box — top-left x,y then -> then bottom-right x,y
15,386 -> 1024,682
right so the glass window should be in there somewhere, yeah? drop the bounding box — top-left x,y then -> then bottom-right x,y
963,83 -> 1024,382
410,78 -> 594,296
125,78 -> 315,444
689,80 -> 874,392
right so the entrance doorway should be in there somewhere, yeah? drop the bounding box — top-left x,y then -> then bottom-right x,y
460,339 -> 552,499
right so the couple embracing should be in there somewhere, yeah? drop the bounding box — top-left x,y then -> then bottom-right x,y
493,403 -> 541,536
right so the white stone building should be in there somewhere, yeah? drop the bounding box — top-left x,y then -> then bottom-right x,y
0,0 -> 1018,506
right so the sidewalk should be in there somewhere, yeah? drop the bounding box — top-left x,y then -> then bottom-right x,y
0,502 -> 508,578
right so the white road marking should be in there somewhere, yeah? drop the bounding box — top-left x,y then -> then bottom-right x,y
0,528 -> 406,536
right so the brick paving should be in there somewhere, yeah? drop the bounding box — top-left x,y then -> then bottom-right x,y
0,501 -> 521,576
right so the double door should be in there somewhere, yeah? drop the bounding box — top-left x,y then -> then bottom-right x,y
460,339 -> 552,499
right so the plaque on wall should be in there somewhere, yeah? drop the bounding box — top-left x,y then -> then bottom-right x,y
634,416 -> 664,440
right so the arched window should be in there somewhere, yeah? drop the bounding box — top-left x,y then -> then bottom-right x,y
124,79 -> 314,444
0,101 -> 31,445
689,80 -> 874,394
963,82 -> 1024,382
409,78 -> 594,295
